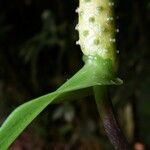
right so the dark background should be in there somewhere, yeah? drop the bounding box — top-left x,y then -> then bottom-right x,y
0,0 -> 149,149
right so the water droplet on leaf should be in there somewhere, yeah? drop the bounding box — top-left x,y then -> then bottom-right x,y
116,29 -> 119,33
76,41 -> 80,45
117,50 -> 120,54
75,8 -> 80,13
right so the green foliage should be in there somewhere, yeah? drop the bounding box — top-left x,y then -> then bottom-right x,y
0,56 -> 121,149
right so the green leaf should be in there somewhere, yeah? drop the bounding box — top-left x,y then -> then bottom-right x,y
0,56 -> 122,149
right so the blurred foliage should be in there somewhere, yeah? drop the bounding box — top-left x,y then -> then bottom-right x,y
0,0 -> 149,149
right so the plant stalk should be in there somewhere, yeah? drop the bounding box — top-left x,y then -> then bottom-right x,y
94,86 -> 130,150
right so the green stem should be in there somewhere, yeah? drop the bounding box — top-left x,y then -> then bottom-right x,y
94,86 -> 130,150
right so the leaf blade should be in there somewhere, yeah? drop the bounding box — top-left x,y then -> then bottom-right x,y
0,57 -> 122,149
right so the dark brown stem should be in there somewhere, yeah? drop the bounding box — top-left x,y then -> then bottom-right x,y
94,86 -> 130,150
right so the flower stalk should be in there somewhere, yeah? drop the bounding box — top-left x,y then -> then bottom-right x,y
94,86 -> 130,149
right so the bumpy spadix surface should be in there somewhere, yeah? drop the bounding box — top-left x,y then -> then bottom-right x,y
76,0 -> 116,64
